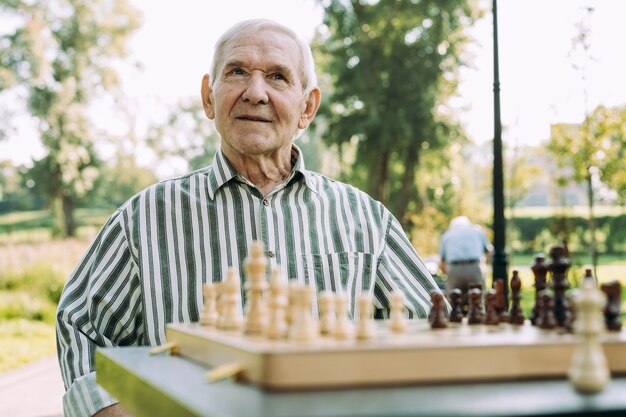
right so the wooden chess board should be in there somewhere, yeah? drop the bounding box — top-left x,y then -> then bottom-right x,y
165,320 -> 626,391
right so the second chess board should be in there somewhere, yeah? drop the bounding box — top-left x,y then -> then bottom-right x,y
165,320 -> 626,390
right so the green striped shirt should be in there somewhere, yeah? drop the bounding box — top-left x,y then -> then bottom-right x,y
56,146 -> 440,417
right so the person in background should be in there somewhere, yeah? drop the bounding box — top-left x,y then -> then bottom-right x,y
56,19 -> 445,417
439,215 -> 493,297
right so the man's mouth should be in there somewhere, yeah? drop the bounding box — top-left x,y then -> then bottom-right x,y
237,115 -> 271,123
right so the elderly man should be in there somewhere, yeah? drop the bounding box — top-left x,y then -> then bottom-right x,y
56,19 -> 443,417
439,215 -> 493,296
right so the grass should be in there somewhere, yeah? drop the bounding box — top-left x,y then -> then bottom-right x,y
0,208 -> 110,244
0,239 -> 89,373
508,205 -> 626,218
0,319 -> 56,372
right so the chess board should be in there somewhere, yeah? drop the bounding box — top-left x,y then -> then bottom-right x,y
165,320 -> 626,391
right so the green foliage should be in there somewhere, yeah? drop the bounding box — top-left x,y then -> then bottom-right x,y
0,209 -> 110,243
0,319 -> 56,372
145,99 -> 221,173
314,0 -> 480,227
85,155 -> 159,208
509,214 -> 626,256
0,0 -> 141,237
0,162 -> 47,212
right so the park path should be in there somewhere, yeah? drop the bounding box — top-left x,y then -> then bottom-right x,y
0,355 -> 64,417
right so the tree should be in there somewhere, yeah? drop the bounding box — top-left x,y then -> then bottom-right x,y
599,105 -> 626,208
314,0 -> 478,229
145,98 -> 221,174
547,105 -> 626,272
0,0 -> 141,237
506,142 -> 542,218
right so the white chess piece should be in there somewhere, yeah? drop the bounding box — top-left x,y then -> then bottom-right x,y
243,241 -> 269,335
389,291 -> 407,334
333,292 -> 354,340
288,283 -> 319,342
568,278 -> 610,394
356,292 -> 376,340
200,283 -> 218,327
319,291 -> 336,335
267,266 -> 288,339
218,268 -> 244,331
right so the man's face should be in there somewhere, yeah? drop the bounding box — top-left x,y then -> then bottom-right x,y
204,29 -> 314,157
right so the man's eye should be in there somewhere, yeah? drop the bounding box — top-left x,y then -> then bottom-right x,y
229,68 -> 244,75
272,73 -> 286,81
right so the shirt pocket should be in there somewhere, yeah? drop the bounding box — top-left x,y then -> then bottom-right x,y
301,251 -> 376,301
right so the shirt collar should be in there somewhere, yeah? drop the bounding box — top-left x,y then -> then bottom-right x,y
205,144 -> 319,199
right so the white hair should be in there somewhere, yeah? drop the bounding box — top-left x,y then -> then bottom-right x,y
450,216 -> 471,228
209,19 -> 318,96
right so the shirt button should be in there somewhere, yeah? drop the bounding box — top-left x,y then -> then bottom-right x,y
262,199 -> 269,206
268,251 -> 275,258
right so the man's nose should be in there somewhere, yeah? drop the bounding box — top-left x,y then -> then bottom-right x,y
242,73 -> 269,104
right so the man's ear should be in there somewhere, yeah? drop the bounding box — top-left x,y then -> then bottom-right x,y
201,74 -> 215,119
298,87 -> 321,129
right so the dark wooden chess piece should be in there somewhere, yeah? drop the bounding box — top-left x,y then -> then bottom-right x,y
564,293 -> 576,333
467,288 -> 484,325
601,280 -> 623,332
530,253 -> 548,325
538,289 -> 557,330
548,244 -> 571,328
429,291 -> 448,329
484,289 -> 500,325
494,279 -> 509,323
448,289 -> 464,323
508,270 -> 525,325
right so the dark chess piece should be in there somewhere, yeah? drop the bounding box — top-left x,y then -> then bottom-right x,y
484,289 -> 500,325
601,281 -> 623,332
548,244 -> 572,328
467,288 -> 484,325
494,279 -> 510,323
538,289 -> 557,330
508,270 -> 525,325
530,253 -> 548,325
564,293 -> 576,333
429,291 -> 448,329
448,289 -> 464,323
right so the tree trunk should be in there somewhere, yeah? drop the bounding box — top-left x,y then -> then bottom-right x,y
63,194 -> 76,238
586,168 -> 598,278
394,142 -> 420,229
368,151 -> 390,203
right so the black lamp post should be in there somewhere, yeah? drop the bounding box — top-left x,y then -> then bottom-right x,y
492,0 -> 509,303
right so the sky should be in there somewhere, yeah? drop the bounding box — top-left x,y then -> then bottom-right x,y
2,0 -> 626,166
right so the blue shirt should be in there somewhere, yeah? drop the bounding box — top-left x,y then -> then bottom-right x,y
439,224 -> 490,263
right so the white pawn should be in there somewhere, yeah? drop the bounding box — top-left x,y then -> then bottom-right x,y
333,292 -> 354,340
266,267 -> 288,340
389,290 -> 407,334
319,291 -> 336,335
286,280 -> 300,325
356,292 -> 376,340
288,283 -> 319,342
244,241 -> 269,335
568,278 -> 610,394
218,268 -> 244,331
200,283 -> 218,327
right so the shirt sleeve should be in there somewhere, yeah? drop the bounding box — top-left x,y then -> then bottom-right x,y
374,212 -> 445,318
56,208 -> 143,417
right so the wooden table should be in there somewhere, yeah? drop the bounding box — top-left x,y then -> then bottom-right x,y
96,347 -> 626,417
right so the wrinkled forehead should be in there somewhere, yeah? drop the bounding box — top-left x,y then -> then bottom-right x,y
214,29 -> 306,85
